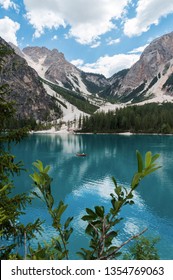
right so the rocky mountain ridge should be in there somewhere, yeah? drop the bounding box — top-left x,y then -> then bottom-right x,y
22,46 -> 109,96
108,31 -> 173,103
0,37 -> 62,122
22,31 -> 173,104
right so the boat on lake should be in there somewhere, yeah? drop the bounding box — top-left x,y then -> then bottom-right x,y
76,153 -> 87,157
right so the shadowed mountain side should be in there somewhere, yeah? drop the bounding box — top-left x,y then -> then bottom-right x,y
0,37 -> 62,122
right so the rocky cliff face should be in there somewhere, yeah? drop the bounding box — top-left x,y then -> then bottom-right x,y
109,32 -> 173,102
100,69 -> 129,98
0,37 -> 62,121
23,46 -> 109,95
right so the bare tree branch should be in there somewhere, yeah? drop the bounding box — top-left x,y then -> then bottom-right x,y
99,227 -> 148,260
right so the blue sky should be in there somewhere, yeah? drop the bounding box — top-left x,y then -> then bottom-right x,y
0,0 -> 173,77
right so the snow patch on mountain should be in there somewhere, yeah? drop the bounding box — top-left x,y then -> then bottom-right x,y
67,71 -> 91,95
23,53 -> 48,79
43,83 -> 88,123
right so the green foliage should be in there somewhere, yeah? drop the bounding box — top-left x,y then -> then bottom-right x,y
81,102 -> 173,134
123,236 -> 160,260
30,160 -> 73,260
77,150 -> 160,260
28,239 -> 65,260
1,148 -> 160,260
0,109 -> 42,259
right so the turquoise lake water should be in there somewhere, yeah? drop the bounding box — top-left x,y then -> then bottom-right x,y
11,133 -> 173,259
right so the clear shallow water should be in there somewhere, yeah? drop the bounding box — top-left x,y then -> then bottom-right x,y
11,134 -> 173,259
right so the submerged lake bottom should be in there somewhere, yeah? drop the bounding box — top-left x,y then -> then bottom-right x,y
10,134 -> 173,259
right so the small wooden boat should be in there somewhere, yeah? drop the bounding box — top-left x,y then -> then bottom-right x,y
76,153 -> 87,157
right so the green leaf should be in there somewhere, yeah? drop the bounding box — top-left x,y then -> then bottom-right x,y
151,153 -> 160,163
94,206 -> 104,218
46,194 -> 54,209
111,200 -> 120,212
85,224 -> 94,235
64,217 -> 73,229
30,172 -> 41,185
0,184 -> 9,193
131,172 -> 142,189
33,160 -> 44,172
126,192 -> 133,199
44,165 -> 51,174
106,230 -> 118,240
86,208 -> 97,219
136,150 -> 143,172
143,166 -> 161,176
112,176 -> 117,187
82,215 -> 95,221
115,186 -> 122,196
56,201 -> 68,217
64,228 -> 73,241
145,151 -> 152,168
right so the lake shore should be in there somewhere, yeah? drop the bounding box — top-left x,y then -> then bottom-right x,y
31,127 -> 173,136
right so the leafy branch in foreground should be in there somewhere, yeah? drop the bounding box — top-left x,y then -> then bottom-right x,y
30,160 -> 73,260
78,150 -> 160,260
123,236 -> 160,260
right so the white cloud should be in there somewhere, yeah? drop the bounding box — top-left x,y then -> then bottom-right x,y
0,16 -> 20,45
128,44 -> 149,53
24,0 -> 130,44
124,0 -> 173,37
67,18 -> 115,45
0,0 -> 17,10
71,59 -> 84,67
25,9 -> 66,38
90,41 -> 101,48
51,35 -> 58,40
76,53 -> 139,78
107,37 -> 121,45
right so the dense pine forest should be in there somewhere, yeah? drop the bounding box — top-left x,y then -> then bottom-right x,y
81,103 -> 173,134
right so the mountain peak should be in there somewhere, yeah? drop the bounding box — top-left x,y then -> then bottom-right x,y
110,31 -> 173,102
22,45 -> 109,95
23,46 -> 50,63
